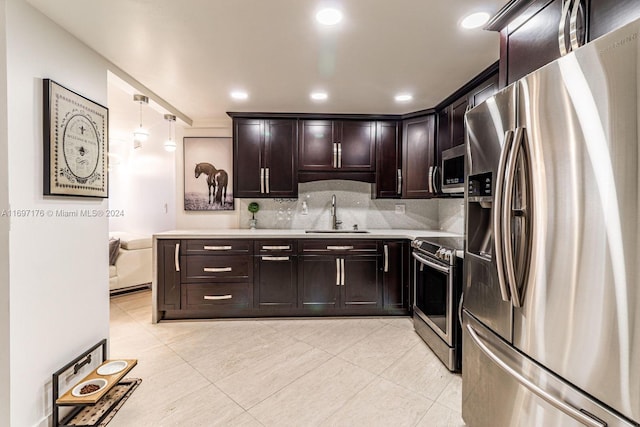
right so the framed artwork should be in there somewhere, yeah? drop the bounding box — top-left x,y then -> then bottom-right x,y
43,79 -> 108,198
184,137 -> 234,211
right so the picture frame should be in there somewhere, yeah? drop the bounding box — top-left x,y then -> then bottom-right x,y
43,79 -> 109,198
183,137 -> 234,211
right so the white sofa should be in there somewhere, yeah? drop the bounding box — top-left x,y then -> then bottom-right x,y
109,232 -> 152,293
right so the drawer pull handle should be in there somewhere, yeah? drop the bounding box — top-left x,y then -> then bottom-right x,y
204,295 -> 232,301
175,243 -> 180,272
203,267 -> 232,273
203,245 -> 232,251
327,245 -> 354,251
262,245 -> 291,250
262,256 -> 290,261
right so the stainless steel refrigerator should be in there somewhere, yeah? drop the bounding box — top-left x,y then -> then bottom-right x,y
463,18 -> 640,427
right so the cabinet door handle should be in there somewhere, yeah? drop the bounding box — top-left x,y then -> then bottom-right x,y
384,244 -> 389,273
341,258 -> 345,285
337,143 -> 342,168
262,245 -> 291,250
262,256 -> 290,261
203,267 -> 232,273
204,295 -> 232,301
260,167 -> 265,194
336,258 -> 341,285
203,245 -> 232,251
569,0 -> 584,51
397,169 -> 402,194
558,0 -> 572,56
327,245 -> 354,251
265,167 -> 270,194
174,243 -> 180,272
333,143 -> 338,168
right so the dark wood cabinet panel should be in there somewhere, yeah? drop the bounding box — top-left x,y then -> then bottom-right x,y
183,283 -> 252,310
450,97 -> 468,149
342,256 -> 380,308
339,121 -> 376,171
506,0 -> 563,85
402,115 -> 436,198
234,118 -> 297,198
298,120 -> 375,172
374,121 -> 402,199
185,239 -> 252,255
299,120 -> 335,170
264,120 -> 297,196
234,119 -> 263,198
590,0 -> 640,40
181,255 -> 253,283
255,254 -> 297,308
157,239 -> 181,310
382,241 -> 408,310
469,73 -> 499,108
299,255 -> 340,309
255,240 -> 297,309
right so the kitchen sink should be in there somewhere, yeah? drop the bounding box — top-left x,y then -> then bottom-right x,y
305,230 -> 370,234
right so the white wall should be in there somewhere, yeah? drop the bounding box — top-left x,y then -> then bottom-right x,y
108,78 -> 177,235
0,1 -> 10,425
5,1 -> 110,425
175,121 -> 240,229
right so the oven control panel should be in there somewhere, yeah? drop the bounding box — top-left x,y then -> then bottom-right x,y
435,248 -> 453,263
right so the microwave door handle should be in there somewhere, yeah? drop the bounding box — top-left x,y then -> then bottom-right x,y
494,130 -> 515,303
433,165 -> 440,193
503,127 -> 526,308
429,166 -> 433,194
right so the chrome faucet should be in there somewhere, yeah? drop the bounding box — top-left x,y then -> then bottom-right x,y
331,194 -> 342,230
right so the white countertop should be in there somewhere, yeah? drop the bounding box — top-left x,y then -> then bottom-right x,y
154,229 -> 462,240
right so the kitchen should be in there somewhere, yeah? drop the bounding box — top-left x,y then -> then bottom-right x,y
1,2 -> 640,424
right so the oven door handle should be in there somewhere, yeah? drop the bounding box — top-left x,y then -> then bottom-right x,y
411,251 -> 450,274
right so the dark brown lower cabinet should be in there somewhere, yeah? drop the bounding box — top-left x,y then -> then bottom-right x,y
157,238 -> 409,320
299,251 -> 380,312
381,241 -> 409,310
255,253 -> 297,309
157,239 -> 181,311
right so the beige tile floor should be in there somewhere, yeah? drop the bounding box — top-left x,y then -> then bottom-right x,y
108,290 -> 465,427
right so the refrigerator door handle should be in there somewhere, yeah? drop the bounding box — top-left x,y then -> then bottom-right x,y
569,0 -> 585,50
503,127 -> 526,307
466,324 -> 606,427
493,130 -> 515,302
558,0 -> 572,56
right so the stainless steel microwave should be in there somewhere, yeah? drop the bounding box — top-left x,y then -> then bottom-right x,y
441,145 -> 465,194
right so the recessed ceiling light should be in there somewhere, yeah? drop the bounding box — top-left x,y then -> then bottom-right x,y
310,91 -> 328,101
316,8 -> 343,26
395,94 -> 413,102
230,91 -> 248,100
461,12 -> 490,29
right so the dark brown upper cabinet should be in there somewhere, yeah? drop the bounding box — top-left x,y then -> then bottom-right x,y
373,121 -> 402,199
233,118 -> 298,198
402,115 -> 437,199
298,120 -> 376,174
488,0 -> 640,87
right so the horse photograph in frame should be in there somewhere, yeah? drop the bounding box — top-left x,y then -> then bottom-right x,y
183,137 -> 234,211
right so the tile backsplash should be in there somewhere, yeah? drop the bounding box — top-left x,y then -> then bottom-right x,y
238,180 -> 464,233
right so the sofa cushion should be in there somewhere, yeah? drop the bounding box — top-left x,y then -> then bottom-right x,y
109,232 -> 152,251
109,265 -> 117,278
109,238 -> 120,265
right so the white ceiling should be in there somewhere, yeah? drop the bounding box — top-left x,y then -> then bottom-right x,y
27,0 -> 505,124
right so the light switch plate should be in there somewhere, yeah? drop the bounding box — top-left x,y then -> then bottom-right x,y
395,204 -> 406,214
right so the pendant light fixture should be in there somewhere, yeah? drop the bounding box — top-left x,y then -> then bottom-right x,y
163,114 -> 177,152
133,94 -> 149,148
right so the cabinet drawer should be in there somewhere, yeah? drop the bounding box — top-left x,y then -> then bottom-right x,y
255,240 -> 296,254
183,283 -> 251,309
184,239 -> 253,255
182,255 -> 253,282
300,240 -> 378,254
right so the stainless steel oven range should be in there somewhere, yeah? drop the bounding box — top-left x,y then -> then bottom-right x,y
411,236 -> 463,372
